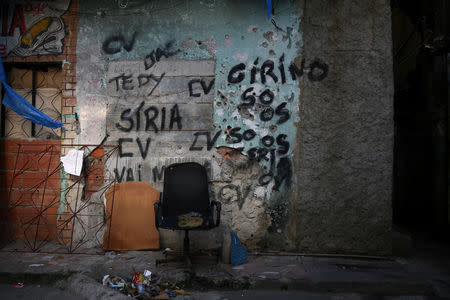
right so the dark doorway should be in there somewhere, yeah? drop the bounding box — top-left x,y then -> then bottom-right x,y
392,0 -> 449,240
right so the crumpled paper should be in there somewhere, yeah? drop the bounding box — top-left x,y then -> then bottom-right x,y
60,149 -> 84,176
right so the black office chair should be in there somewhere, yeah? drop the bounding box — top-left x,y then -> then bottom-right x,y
154,162 -> 221,264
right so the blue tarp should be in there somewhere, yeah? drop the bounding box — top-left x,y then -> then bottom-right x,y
230,230 -> 248,266
0,57 -> 62,129
263,0 -> 272,18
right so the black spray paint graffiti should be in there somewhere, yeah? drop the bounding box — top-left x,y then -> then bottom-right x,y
144,41 -> 179,70
243,129 -> 291,190
111,46 -> 214,157
289,58 -> 329,82
115,165 -> 142,182
102,32 -> 138,54
188,78 -> 215,97
118,138 -> 151,159
240,88 -> 290,123
102,34 -> 179,64
108,72 -> 166,97
189,131 -> 221,151
221,54 -> 321,190
185,78 -> 218,150
116,102 -> 182,134
227,55 -> 329,84
116,103 -> 182,160
114,165 -> 163,183
114,161 -> 210,183
273,157 -> 292,190
106,40 -> 179,96
217,184 -> 252,210
111,41 -> 183,162
187,127 -> 292,190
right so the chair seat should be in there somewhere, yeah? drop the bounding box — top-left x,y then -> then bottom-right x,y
160,214 -> 215,230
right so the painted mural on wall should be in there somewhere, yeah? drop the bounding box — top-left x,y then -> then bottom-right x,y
0,0 -> 70,57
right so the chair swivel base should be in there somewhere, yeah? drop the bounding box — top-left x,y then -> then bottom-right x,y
156,230 -> 191,266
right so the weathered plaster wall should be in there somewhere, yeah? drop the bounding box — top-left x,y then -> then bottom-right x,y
75,0 -> 394,255
76,0 -> 307,251
297,0 -> 393,255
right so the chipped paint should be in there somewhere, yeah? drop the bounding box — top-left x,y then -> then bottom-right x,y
217,146 -> 246,160
286,26 -> 293,49
198,37 -> 219,56
233,51 -> 249,62
247,25 -> 258,33
263,31 -> 276,42
224,34 -> 234,47
57,170 -> 69,217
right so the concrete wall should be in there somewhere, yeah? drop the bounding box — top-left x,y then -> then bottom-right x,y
74,0 -> 394,254
297,0 -> 394,255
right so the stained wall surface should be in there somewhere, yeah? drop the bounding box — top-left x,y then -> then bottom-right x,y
74,0 -> 394,254
297,0 -> 394,255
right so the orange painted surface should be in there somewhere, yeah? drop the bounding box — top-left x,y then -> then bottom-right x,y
103,181 -> 160,250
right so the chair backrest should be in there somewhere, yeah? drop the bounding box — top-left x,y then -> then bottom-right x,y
162,162 -> 210,217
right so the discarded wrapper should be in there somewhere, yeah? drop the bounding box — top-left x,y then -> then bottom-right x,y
102,274 -> 110,285
102,274 -> 126,288
28,264 -> 44,267
132,272 -> 144,284
165,289 -> 177,297
13,282 -> 24,288
144,269 -> 152,278
132,270 -> 152,286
